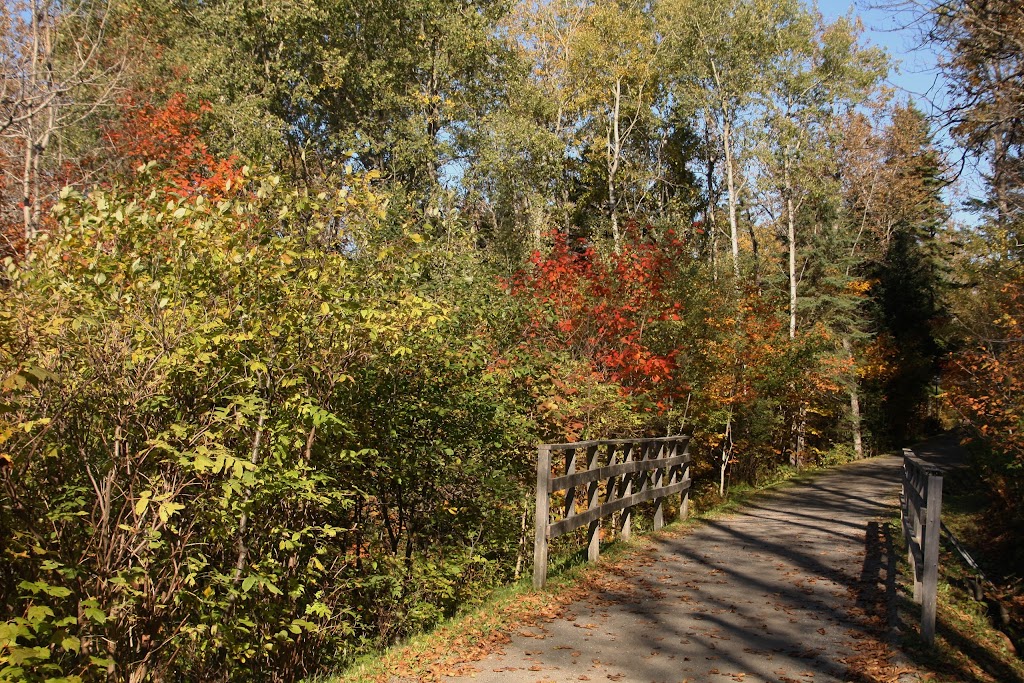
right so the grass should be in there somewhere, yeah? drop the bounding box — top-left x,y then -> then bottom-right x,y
317,455 -> 860,683
885,465 -> 1024,683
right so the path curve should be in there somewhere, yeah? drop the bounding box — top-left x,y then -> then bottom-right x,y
445,454 -> 912,683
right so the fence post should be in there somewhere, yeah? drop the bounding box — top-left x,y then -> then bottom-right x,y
533,445 -> 551,589
900,452 -> 908,532
679,439 -> 691,522
922,470 -> 943,646
586,445 -> 600,563
619,443 -> 634,541
912,470 -> 923,602
652,442 -> 666,531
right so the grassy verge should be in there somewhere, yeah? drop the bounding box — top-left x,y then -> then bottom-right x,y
886,469 -> 1024,683
319,456 -> 859,683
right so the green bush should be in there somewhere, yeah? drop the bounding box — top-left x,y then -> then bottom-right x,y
0,175 -> 531,681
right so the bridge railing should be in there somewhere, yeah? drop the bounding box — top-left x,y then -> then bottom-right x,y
533,435 -> 692,589
901,448 -> 944,646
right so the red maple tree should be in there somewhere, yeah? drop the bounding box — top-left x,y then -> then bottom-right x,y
509,229 -> 686,403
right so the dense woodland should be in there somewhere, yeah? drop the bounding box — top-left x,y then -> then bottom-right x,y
0,0 -> 1022,680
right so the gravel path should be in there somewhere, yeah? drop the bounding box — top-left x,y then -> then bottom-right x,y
444,453 -> 915,683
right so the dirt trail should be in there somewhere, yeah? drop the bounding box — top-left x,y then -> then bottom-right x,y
444,450 -> 930,683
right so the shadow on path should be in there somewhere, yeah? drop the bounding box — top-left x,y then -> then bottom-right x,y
443,455 -> 911,683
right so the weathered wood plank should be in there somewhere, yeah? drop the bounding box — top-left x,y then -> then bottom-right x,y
922,472 -> 943,646
619,442 -> 634,541
903,515 -> 924,574
551,453 -> 691,491
564,448 -> 577,522
533,445 -> 552,589
652,442 -> 667,531
586,445 -> 600,562
679,446 -> 691,521
903,483 -> 926,515
549,479 -> 692,537
547,435 -> 691,451
901,448 -> 944,647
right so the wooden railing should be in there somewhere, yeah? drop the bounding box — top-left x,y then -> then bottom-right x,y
901,448 -> 944,646
533,435 -> 692,589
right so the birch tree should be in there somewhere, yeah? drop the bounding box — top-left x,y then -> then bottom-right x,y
0,0 -> 125,245
762,14 -> 886,339
507,0 -> 657,250
574,0 -> 657,250
658,0 -> 781,276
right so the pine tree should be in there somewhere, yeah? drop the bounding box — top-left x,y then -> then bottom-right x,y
866,104 -> 950,445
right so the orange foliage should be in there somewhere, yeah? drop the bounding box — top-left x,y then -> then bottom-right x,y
102,92 -> 242,198
700,287 -> 795,407
944,281 -> 1024,463
860,333 -> 899,382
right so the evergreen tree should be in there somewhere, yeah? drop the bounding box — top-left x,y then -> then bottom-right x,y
866,104 -> 950,445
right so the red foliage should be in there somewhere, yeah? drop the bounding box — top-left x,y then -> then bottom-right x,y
509,229 -> 686,401
102,92 -> 242,198
0,173 -> 24,259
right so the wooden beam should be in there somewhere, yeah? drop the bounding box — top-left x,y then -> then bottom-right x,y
922,471 -> 943,646
551,453 -> 691,491
549,479 -> 691,537
533,445 -> 551,589
586,445 -> 601,562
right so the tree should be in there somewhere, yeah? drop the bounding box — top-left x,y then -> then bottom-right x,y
504,0 -> 660,250
913,0 -> 1024,567
927,0 -> 1024,240
0,0 -> 127,247
659,0 -> 786,276
160,0 -> 512,199
576,1 -> 657,250
866,104 -> 950,445
760,13 -> 886,340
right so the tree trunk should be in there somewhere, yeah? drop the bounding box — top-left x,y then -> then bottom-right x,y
719,452 -> 727,497
719,411 -> 732,496
704,132 -> 718,278
785,159 -> 797,340
796,403 -> 807,459
843,337 -> 864,458
722,117 -> 740,277
607,78 -> 623,252
22,127 -> 36,241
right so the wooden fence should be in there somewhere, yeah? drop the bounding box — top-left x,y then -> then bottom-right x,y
533,435 -> 692,589
901,448 -> 944,646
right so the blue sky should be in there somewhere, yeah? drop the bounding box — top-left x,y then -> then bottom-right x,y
823,2 -> 945,108
820,1 -> 985,221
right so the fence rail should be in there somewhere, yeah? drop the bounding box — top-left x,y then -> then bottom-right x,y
901,448 -> 944,646
533,435 -> 691,589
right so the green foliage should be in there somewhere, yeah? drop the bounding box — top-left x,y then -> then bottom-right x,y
152,0 -> 513,190
0,172 -> 531,680
1,0 -> 982,679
